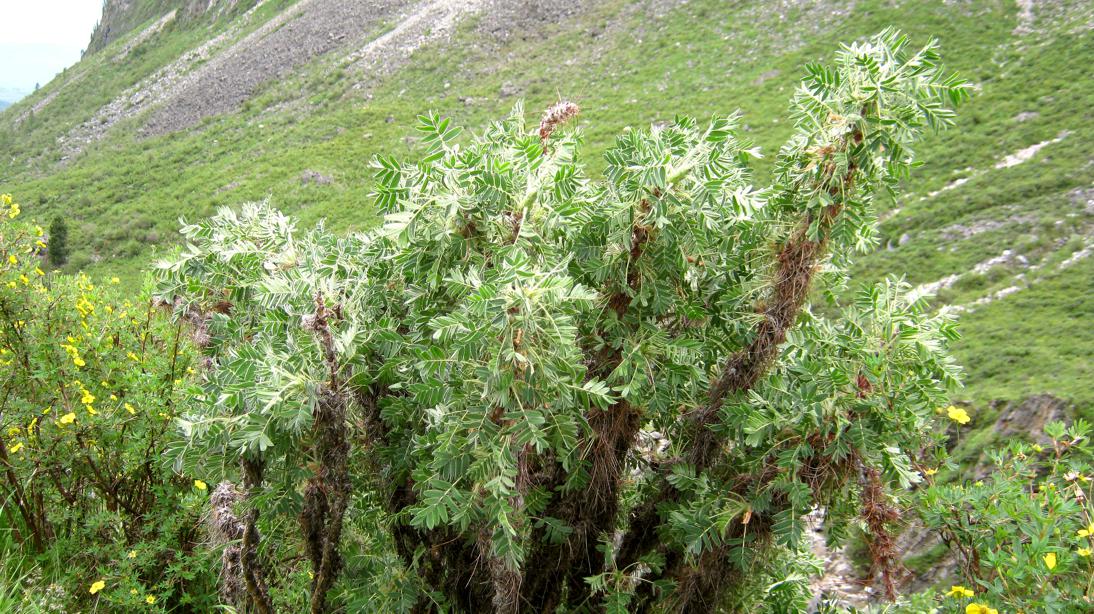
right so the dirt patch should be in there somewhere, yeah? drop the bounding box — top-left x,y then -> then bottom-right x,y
299,170 -> 333,185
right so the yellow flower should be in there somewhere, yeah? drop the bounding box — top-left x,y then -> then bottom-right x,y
19,274 -> 28,285
146,595 -> 156,604
925,468 -> 938,476
1044,552 -> 1057,570
127,550 -> 137,559
59,412 -> 76,425
946,585 -> 975,598
946,405 -> 971,425
110,277 -> 120,284
130,589 -> 138,595
7,203 -> 19,218
1,194 -> 9,205
89,579 -> 106,594
35,267 -> 44,276
81,390 -> 96,405
125,403 -> 136,415
194,480 -> 208,491
1078,548 -> 1092,557
966,604 -> 998,614
85,405 -> 98,416
1078,522 -> 1094,538
73,356 -> 86,368
128,351 -> 140,362
9,442 -> 23,454
8,255 -> 16,265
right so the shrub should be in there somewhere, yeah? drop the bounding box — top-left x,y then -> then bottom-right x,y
0,195 -> 217,611
913,420 -> 1094,613
46,215 -> 67,267
155,30 -> 968,612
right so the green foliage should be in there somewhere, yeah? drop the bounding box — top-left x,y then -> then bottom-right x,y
151,30 -> 968,611
912,420 -> 1094,613
46,216 -> 66,267
0,196 -> 218,611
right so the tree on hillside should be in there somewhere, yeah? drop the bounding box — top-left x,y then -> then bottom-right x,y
48,215 -> 68,267
157,30 -> 967,613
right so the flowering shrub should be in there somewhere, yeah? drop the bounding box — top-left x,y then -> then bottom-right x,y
913,420 -> 1094,613
0,195 -> 218,611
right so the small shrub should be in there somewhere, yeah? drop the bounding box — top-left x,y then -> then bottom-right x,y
46,215 -> 67,267
913,420 -> 1094,613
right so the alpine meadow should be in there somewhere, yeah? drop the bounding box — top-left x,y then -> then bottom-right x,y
0,1 -> 1092,613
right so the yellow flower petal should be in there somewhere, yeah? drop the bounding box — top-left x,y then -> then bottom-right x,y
946,405 -> 971,425
194,480 -> 207,491
89,579 -> 106,594
1044,551 -> 1057,570
146,595 -> 156,604
59,412 -> 76,425
946,585 -> 974,598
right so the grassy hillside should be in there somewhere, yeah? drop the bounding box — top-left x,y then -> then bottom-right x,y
0,0 -> 1091,425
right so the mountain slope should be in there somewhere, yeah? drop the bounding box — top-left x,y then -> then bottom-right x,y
0,0 -> 1091,424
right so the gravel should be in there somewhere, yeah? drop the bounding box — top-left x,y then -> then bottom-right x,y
142,0 -> 408,135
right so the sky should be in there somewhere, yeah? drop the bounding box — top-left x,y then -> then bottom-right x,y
0,1 -> 103,101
